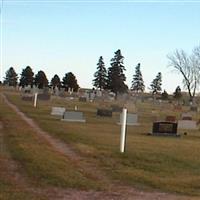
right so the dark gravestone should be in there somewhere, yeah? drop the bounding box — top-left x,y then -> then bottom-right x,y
190,106 -> 198,112
79,97 -> 87,102
37,93 -> 51,100
111,104 -> 123,112
182,116 -> 192,120
152,122 -> 179,136
165,116 -> 176,122
97,109 -> 112,117
22,95 -> 33,101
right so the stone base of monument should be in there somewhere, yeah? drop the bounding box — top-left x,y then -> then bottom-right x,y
149,121 -> 180,137
61,111 -> 86,123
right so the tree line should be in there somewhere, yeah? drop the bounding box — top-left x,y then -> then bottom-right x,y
4,66 -> 79,92
93,49 -> 162,96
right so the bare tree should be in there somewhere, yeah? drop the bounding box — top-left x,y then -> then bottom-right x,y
167,47 -> 200,103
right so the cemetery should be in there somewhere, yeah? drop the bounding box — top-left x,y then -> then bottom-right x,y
1,88 -> 200,199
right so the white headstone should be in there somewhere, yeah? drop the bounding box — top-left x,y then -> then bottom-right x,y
178,120 -> 198,130
51,107 -> 66,116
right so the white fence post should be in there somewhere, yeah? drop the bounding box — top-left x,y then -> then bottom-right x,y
120,108 -> 127,153
34,93 -> 38,107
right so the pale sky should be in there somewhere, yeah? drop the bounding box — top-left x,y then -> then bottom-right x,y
1,0 -> 200,93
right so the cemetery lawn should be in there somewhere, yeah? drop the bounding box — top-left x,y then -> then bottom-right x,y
3,91 -> 200,197
0,93 -> 102,199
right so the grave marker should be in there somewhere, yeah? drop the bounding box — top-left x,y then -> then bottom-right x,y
97,109 -> 112,117
118,113 -> 139,126
61,111 -> 86,122
51,107 -> 66,116
152,121 -> 179,136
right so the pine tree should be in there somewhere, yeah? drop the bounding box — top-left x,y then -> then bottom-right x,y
131,63 -> 145,93
34,71 -> 48,89
62,72 -> 79,92
161,90 -> 168,100
107,49 -> 128,95
19,66 -> 34,87
93,56 -> 107,90
150,72 -> 162,94
51,74 -> 61,89
173,86 -> 182,100
4,67 -> 18,86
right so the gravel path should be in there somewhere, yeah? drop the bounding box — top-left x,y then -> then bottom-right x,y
1,93 -> 196,200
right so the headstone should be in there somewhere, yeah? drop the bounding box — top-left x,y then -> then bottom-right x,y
97,109 -> 112,117
190,106 -> 198,112
152,122 -> 179,136
61,111 -> 86,122
51,107 -> 66,116
173,105 -> 182,111
38,93 -> 51,100
21,95 -> 33,101
181,113 -> 192,119
79,96 -> 87,102
111,104 -> 123,112
165,116 -> 176,122
178,120 -> 198,130
118,113 -> 139,126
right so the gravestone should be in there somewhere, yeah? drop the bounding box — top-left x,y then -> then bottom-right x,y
152,122 -> 179,136
51,107 -> 66,116
97,109 -> 112,117
118,113 -> 139,126
111,104 -> 123,112
165,116 -> 176,122
190,106 -> 198,112
61,111 -> 86,122
182,116 -> 192,120
181,113 -> 192,119
38,93 -> 51,100
79,96 -> 87,102
178,120 -> 198,130
21,95 -> 33,101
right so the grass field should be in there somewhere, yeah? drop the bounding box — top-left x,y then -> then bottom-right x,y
1,90 -> 200,198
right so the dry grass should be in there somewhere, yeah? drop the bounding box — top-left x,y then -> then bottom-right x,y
3,91 -> 200,196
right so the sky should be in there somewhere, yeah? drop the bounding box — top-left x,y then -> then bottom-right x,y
1,0 -> 200,93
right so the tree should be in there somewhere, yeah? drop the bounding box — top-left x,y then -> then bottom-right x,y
93,56 -> 107,90
19,66 -> 34,87
4,67 -> 18,86
51,74 -> 61,89
107,49 -> 128,95
62,72 -> 79,92
161,90 -> 168,100
131,63 -> 145,93
150,72 -> 162,94
173,86 -> 182,101
34,70 -> 48,89
167,47 -> 200,102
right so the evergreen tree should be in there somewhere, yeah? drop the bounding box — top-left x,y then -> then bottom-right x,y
4,67 -> 18,86
34,70 -> 48,89
93,56 -> 107,90
150,72 -> 162,94
161,90 -> 168,100
51,74 -> 61,89
19,66 -> 34,87
173,86 -> 182,100
131,63 -> 145,93
62,72 -> 79,92
107,49 -> 128,95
